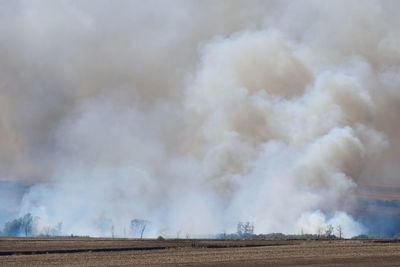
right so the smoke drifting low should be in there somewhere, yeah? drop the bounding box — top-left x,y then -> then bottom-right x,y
1,0 -> 400,238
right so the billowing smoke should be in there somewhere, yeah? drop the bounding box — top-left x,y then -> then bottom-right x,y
1,0 -> 400,238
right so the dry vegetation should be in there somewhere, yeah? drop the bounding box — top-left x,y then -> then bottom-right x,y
1,237 -> 400,266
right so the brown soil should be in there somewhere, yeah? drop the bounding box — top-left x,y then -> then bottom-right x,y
1,238 -> 400,266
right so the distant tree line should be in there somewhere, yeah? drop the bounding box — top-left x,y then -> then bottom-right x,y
2,215 -> 395,239
1,213 -> 62,237
216,222 -> 348,240
3,213 -> 33,237
1,214 -> 155,238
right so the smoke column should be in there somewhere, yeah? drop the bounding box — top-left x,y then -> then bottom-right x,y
1,0 -> 400,238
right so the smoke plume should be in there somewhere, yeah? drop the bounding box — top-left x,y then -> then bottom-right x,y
1,0 -> 400,238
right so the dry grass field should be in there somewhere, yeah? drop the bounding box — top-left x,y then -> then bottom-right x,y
1,237 -> 400,266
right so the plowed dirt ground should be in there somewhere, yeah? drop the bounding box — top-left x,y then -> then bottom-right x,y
1,237 -> 400,266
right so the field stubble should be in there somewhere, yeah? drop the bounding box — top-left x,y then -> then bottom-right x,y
1,237 -> 400,266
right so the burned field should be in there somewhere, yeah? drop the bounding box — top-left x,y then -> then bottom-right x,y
1,238 -> 400,266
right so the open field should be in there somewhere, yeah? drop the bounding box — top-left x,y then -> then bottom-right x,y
1,238 -> 400,266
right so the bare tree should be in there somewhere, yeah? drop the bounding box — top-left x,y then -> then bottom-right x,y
237,222 -> 254,237
140,224 -> 146,239
317,228 -> 322,239
3,218 -> 23,236
22,213 -> 33,237
325,224 -> 334,237
336,225 -> 343,239
130,219 -> 150,239
237,222 -> 243,237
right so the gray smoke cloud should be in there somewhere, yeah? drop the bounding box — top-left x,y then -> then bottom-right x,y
1,0 -> 400,238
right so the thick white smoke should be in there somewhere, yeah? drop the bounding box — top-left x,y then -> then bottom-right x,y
1,0 -> 400,238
